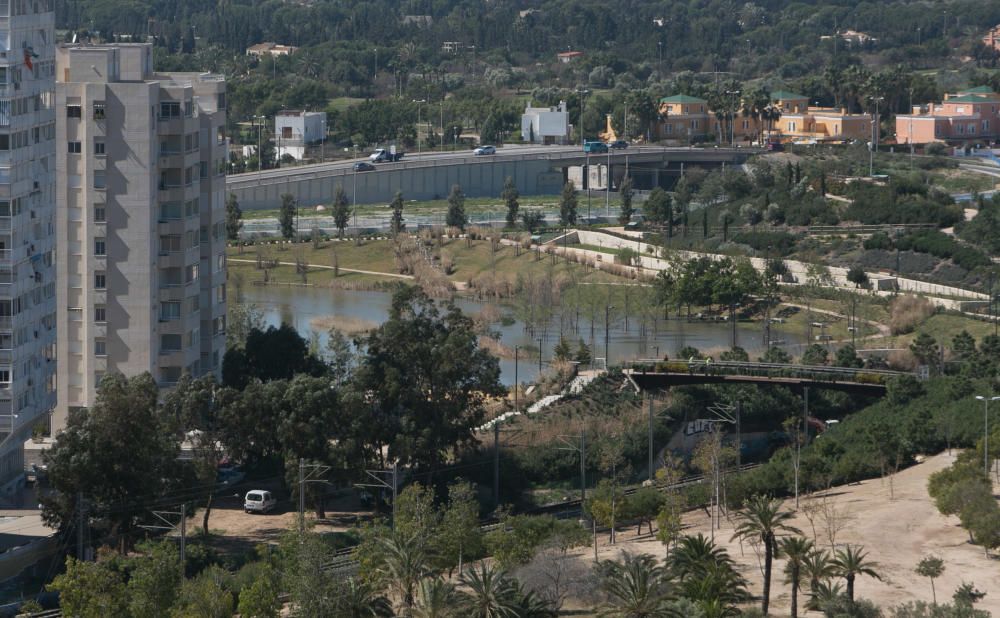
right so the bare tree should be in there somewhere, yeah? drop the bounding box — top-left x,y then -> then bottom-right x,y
819,496 -> 855,551
515,539 -> 599,610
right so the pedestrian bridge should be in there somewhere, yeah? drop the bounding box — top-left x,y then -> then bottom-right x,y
624,360 -> 908,396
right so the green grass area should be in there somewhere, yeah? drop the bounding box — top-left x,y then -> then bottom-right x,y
911,311 -> 997,345
325,96 -> 365,112
439,237 -> 625,284
230,239 -> 399,274
228,260 -> 397,289
229,236 -> 633,286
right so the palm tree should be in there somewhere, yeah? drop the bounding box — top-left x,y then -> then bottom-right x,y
677,559 -> 749,612
780,537 -> 814,618
336,578 -> 394,618
761,103 -> 782,142
732,495 -> 802,615
831,545 -> 881,603
667,534 -> 735,582
802,549 -> 835,611
412,578 -> 461,618
458,563 -> 520,618
812,580 -> 846,611
597,552 -> 678,618
376,533 -> 430,613
512,583 -> 558,618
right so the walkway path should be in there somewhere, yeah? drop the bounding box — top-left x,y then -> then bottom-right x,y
229,258 -> 414,281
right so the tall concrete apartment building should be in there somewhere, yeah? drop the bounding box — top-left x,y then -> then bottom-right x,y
0,1 -> 58,493
53,43 -> 228,432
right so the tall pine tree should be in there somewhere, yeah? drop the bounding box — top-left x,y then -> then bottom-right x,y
446,184 -> 468,230
560,181 -> 578,225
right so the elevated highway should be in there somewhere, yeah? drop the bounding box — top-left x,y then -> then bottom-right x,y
225,145 -> 755,210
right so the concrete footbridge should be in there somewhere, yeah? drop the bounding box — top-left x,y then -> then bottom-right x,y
225,144 -> 755,210
624,360 -> 908,396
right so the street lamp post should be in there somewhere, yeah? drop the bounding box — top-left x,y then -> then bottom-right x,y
605,305 -> 615,369
352,144 -> 360,244
413,99 -> 426,155
605,142 -> 612,217
537,337 -> 543,373
514,346 -> 520,413
576,88 -> 589,146
975,395 -> 1000,476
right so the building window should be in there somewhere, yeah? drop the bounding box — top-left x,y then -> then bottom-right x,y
93,102 -> 105,120
94,205 -> 106,222
160,202 -> 182,220
94,139 -> 105,155
159,102 -> 180,119
94,271 -> 106,289
161,334 -> 182,352
66,105 -> 81,118
159,235 -> 181,254
665,123 -> 673,135
67,141 -> 81,154
94,305 -> 106,323
95,338 -> 106,356
94,237 -> 106,256
0,369 -> 9,383
93,170 -> 106,189
160,301 -> 181,321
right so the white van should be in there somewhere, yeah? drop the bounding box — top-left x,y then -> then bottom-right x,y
244,490 -> 276,514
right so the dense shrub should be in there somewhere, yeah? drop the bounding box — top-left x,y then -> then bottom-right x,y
895,230 -> 991,271
863,232 -> 893,251
731,230 -> 798,256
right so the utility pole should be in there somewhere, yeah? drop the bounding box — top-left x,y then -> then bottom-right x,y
557,432 -> 587,530
493,421 -> 501,509
179,504 -> 186,569
647,394 -> 654,481
298,458 -> 305,534
358,465 -> 399,530
77,492 -> 85,561
139,504 -> 188,577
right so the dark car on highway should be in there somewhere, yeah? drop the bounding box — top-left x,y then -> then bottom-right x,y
609,140 -> 628,149
353,161 -> 376,172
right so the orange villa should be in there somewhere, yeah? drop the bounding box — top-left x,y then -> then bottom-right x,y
895,86 -> 1000,146
655,91 -> 870,144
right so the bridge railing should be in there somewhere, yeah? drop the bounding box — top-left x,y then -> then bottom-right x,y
624,359 -> 907,385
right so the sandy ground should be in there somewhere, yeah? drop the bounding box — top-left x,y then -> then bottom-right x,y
575,452 -> 1000,615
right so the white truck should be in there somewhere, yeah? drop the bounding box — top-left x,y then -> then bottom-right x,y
369,147 -> 405,163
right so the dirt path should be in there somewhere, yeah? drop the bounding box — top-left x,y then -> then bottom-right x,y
229,258 -> 414,280
574,452 -> 1000,615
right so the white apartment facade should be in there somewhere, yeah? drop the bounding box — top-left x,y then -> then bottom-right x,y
521,101 -> 570,144
274,109 -> 325,161
53,43 -> 227,432
0,0 -> 58,493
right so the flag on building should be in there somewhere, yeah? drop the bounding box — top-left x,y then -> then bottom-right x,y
23,46 -> 37,71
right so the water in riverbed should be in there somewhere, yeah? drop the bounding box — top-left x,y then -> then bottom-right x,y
238,285 -> 807,386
